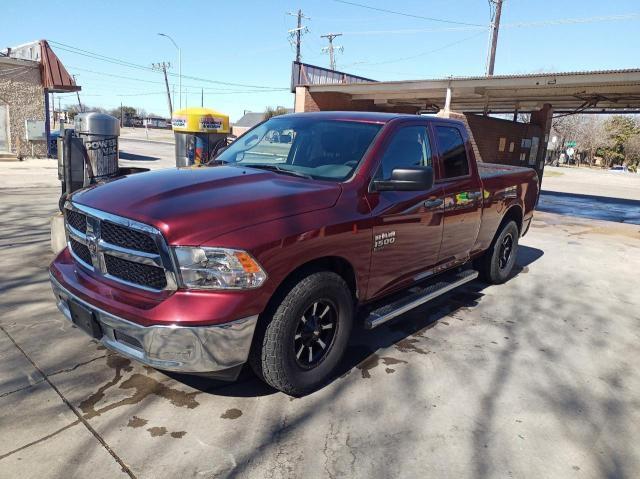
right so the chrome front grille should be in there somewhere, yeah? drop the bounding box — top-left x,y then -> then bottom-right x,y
101,221 -> 159,254
64,202 -> 177,292
66,209 -> 87,233
104,255 -> 168,290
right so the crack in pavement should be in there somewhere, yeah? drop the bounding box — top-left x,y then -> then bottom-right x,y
0,420 -> 80,460
0,325 -> 136,478
0,353 -> 111,398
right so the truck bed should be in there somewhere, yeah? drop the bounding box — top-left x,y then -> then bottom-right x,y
477,162 -> 537,180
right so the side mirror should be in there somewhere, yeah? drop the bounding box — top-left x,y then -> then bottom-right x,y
373,166 -> 434,191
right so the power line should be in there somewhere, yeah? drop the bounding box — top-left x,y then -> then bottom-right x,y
346,30 -> 487,67
336,12 -> 640,36
342,26 -> 485,35
49,40 -> 287,90
331,0 -> 485,27
66,66 -> 287,93
503,12 -> 640,28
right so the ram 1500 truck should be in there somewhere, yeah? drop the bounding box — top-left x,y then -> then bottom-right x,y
50,112 -> 539,395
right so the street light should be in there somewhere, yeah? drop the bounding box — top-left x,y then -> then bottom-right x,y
158,33 -> 181,110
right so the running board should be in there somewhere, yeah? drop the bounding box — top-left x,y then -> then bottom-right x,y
364,269 -> 479,329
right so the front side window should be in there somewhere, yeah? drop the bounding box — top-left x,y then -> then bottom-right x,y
435,126 -> 469,178
377,126 -> 432,180
214,117 -> 382,181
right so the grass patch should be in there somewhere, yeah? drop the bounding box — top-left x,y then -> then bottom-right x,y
543,170 -> 564,177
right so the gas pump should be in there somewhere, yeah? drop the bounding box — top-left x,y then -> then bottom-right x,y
51,112 -> 148,252
56,112 -> 147,209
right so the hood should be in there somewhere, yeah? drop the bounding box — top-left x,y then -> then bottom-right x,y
72,166 -> 342,245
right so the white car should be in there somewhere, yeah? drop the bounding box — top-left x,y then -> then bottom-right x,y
609,165 -> 628,173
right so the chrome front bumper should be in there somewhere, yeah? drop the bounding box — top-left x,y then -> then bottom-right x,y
50,273 -> 258,375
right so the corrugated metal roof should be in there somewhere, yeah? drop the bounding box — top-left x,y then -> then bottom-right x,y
40,40 -> 80,92
388,68 -> 640,84
305,66 -> 640,114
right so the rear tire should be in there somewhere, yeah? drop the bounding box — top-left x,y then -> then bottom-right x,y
476,220 -> 519,284
251,271 -> 354,396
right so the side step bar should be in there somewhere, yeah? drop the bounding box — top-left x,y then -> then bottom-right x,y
364,269 -> 479,329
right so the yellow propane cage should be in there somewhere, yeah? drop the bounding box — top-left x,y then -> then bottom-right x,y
171,107 -> 230,167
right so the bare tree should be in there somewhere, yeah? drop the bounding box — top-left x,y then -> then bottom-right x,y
263,106 -> 289,120
552,114 -> 609,166
576,116 -> 608,166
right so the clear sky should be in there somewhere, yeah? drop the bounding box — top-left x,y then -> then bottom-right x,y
3,0 -> 639,121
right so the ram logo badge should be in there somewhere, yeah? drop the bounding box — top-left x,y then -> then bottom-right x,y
374,231 -> 396,251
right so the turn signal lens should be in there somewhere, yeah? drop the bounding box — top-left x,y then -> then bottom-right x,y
234,251 -> 262,273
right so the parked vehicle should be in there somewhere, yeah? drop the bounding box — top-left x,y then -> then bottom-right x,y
609,165 -> 628,173
50,112 -> 539,395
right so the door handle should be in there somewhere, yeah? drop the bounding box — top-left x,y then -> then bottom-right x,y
423,198 -> 443,209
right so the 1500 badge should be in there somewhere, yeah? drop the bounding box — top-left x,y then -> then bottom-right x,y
374,231 -> 396,251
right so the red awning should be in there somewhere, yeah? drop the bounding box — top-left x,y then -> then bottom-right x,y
39,40 -> 80,93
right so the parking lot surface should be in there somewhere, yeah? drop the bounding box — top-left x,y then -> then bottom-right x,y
1,154 -> 639,478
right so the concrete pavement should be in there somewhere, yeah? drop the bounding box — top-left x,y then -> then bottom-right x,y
1,150 -> 639,478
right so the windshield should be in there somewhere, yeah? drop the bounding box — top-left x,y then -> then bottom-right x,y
213,117 -> 382,181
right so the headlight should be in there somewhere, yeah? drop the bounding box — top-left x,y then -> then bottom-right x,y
173,247 -> 267,290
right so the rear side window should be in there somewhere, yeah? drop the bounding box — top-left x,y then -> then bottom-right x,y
377,126 -> 432,180
435,126 -> 469,178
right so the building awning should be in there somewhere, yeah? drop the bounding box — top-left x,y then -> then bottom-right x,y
305,69 -> 640,114
39,40 -> 80,93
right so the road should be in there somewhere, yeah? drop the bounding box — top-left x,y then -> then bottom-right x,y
537,166 -> 640,225
1,144 -> 639,478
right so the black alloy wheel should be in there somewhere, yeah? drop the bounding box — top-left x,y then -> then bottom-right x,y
498,233 -> 514,270
293,300 -> 338,369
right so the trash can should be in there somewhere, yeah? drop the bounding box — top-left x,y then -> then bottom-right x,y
171,107 -> 230,167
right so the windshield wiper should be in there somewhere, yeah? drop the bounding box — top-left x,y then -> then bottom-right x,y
240,163 -> 314,179
207,158 -> 231,166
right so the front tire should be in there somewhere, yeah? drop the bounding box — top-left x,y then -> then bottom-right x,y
477,220 -> 519,284
251,271 -> 354,396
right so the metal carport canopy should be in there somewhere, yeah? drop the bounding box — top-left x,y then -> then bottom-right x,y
306,69 -> 640,114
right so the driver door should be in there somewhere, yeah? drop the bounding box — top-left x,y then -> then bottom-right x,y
365,124 -> 445,299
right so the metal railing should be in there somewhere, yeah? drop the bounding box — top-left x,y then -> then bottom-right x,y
290,61 -> 375,92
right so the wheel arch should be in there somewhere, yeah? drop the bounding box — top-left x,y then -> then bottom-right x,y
500,203 -> 524,235
258,255 -> 358,322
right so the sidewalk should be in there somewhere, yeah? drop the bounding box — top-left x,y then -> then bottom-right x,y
119,127 -> 174,143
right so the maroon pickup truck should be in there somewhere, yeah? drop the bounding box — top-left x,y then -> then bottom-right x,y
50,112 -> 538,395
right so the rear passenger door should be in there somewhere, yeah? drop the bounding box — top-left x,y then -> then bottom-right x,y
432,123 -> 483,268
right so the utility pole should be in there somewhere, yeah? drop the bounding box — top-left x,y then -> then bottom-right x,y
72,75 -> 83,112
287,9 -> 309,62
120,102 -> 123,127
201,88 -> 204,107
321,33 -> 343,70
486,0 -> 503,76
153,62 -> 173,116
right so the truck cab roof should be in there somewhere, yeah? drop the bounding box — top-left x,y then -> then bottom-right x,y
277,111 -> 463,126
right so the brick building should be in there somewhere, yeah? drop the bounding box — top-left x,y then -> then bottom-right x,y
0,40 -> 79,159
